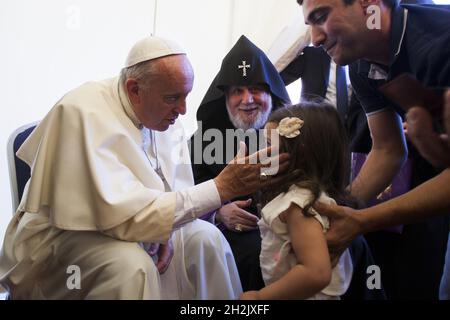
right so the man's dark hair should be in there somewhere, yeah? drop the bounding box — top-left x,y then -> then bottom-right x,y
297,0 -> 399,8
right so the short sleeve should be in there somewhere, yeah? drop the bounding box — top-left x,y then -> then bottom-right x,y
349,62 -> 391,116
261,186 -> 334,232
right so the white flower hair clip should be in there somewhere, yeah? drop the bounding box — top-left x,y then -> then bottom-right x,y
277,117 -> 304,138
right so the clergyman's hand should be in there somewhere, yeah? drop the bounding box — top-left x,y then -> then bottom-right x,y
215,142 -> 290,202
314,202 -> 363,265
216,199 -> 258,232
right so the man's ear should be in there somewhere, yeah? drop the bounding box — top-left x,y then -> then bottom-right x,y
359,0 -> 381,11
125,78 -> 140,105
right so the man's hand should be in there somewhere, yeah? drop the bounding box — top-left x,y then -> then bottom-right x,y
405,90 -> 450,168
313,202 -> 363,264
147,239 -> 174,274
215,142 -> 290,202
216,199 -> 258,232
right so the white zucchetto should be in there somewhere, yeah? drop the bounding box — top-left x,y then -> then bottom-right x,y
124,36 -> 186,68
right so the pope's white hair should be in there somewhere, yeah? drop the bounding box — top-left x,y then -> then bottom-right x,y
120,59 -> 159,88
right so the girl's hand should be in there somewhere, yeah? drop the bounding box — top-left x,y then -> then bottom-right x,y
240,290 -> 261,300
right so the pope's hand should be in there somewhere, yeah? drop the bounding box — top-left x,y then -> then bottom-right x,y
147,239 -> 174,274
155,239 -> 174,274
214,142 -> 290,202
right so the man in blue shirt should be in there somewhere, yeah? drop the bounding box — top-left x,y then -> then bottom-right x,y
298,0 -> 450,299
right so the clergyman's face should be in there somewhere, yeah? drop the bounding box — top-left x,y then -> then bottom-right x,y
133,55 -> 194,131
302,0 -> 373,65
225,85 -> 273,130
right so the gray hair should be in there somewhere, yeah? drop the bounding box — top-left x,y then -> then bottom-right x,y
225,95 -> 273,130
120,59 -> 159,88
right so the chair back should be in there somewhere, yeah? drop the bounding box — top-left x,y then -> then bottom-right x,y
7,122 -> 38,213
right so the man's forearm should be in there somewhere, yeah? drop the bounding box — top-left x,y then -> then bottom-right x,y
359,168 -> 450,233
350,147 -> 406,203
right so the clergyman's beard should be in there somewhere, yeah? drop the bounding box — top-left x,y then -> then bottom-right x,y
226,103 -> 272,130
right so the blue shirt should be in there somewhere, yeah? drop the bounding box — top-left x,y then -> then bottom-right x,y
350,4 -> 450,116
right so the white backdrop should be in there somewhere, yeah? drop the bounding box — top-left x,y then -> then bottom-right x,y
0,0 -> 302,244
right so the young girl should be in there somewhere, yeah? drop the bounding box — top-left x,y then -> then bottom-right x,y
241,102 -> 354,300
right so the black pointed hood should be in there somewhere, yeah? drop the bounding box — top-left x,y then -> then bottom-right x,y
196,35 -> 291,131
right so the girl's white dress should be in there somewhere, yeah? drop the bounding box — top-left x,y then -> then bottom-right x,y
259,185 -> 353,300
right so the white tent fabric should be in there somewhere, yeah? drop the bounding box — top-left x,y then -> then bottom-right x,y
228,0 -> 304,52
267,20 -> 311,72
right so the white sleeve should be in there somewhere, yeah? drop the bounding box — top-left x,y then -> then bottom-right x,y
102,180 -> 221,243
172,179 -> 222,228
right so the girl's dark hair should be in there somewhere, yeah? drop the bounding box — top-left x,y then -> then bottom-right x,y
263,100 -> 355,214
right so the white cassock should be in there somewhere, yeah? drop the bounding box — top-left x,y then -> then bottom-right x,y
0,76 -> 242,299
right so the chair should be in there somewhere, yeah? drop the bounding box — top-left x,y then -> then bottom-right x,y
2,122 -> 38,299
7,122 -> 38,213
